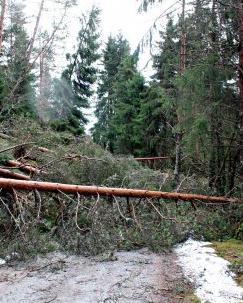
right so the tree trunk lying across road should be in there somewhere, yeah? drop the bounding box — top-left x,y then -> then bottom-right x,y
0,178 -> 241,204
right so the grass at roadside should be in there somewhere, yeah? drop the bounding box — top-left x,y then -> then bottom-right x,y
212,239 -> 243,287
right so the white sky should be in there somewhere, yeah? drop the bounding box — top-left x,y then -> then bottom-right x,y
24,0 -> 181,73
21,0 -> 182,131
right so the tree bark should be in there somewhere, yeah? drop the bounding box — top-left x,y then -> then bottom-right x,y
0,178 -> 241,204
174,0 -> 186,184
135,157 -> 170,161
0,169 -> 30,180
7,160 -> 40,174
0,0 -> 6,54
7,2 -> 68,104
26,0 -> 45,63
238,1 -> 243,195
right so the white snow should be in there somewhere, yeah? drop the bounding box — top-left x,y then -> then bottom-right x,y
175,239 -> 243,303
0,258 -> 6,265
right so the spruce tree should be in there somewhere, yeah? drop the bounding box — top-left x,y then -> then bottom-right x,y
52,6 -> 101,134
0,2 -> 35,118
111,55 -> 145,155
92,34 -> 130,151
175,0 -> 238,194
134,83 -> 174,157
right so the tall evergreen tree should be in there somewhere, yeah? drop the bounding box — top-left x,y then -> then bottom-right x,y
52,6 -> 100,134
111,55 -> 145,155
175,0 -> 238,194
134,84 -> 174,157
92,34 -> 130,151
0,2 -> 35,118
147,18 -> 178,157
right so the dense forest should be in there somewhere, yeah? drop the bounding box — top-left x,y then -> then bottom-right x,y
1,2 -> 243,302
0,0 -> 241,196
0,0 -> 242,260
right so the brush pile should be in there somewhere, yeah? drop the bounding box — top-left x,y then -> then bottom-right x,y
0,117 -> 242,259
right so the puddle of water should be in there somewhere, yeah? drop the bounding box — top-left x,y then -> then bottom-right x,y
175,238 -> 243,303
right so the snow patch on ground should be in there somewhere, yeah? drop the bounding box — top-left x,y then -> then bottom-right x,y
175,239 -> 243,303
0,259 -> 5,265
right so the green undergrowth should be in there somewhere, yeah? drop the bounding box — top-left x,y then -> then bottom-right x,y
212,240 -> 243,287
183,294 -> 201,303
0,117 -> 242,259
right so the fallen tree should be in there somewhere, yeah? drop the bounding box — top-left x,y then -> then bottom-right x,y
0,169 -> 30,181
0,132 -> 13,140
0,178 -> 241,204
7,160 -> 40,174
135,157 -> 170,161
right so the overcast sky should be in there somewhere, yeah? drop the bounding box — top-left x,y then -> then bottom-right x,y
24,0 -> 181,73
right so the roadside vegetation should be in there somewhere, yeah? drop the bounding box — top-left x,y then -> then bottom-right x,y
212,240 -> 243,287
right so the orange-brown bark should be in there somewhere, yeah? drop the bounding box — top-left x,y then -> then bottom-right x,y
0,178 -> 241,204
7,160 -> 40,174
37,147 -> 53,153
0,170 -> 30,181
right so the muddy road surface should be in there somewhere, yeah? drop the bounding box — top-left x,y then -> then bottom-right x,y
0,248 -> 191,303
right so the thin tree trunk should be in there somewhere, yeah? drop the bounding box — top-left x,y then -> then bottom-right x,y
174,0 -> 186,184
238,1 -> 243,195
0,178 -> 241,204
228,150 -> 239,193
26,0 -> 45,63
0,0 -> 6,54
6,2 -> 68,107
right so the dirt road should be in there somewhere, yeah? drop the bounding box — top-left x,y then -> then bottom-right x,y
0,248 -> 191,303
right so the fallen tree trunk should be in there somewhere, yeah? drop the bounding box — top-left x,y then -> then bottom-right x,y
7,160 -> 40,174
0,169 -> 30,181
135,157 -> 170,161
0,133 -> 13,140
37,147 -> 53,153
0,178 -> 241,204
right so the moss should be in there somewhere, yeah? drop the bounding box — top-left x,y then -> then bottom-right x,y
212,239 -> 243,287
183,294 -> 201,303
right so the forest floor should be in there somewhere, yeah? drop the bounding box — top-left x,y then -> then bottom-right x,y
0,248 -> 197,303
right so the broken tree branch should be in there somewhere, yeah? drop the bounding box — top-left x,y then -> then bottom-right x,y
0,178 -> 241,204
